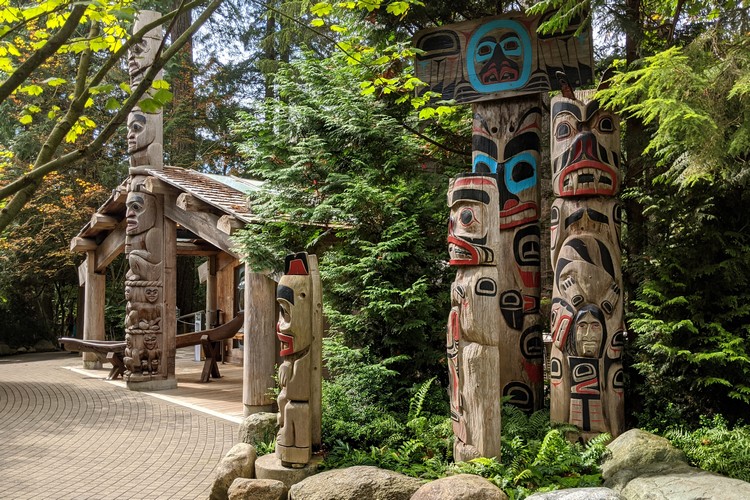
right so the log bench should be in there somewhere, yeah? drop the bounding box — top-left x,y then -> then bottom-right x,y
59,312 -> 244,383
175,311 -> 244,383
58,338 -> 127,380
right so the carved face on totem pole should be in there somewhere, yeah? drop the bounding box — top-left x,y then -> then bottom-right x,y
447,174 -> 501,266
128,15 -> 162,86
570,305 -> 605,358
127,108 -> 157,156
145,287 -> 159,303
276,253 -> 313,357
466,19 -> 531,93
125,191 -> 157,236
550,75 -> 621,197
143,334 -> 158,350
472,105 -> 541,230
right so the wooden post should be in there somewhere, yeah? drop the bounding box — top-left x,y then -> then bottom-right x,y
243,267 -> 276,414
82,251 -> 105,369
472,96 -> 545,414
549,78 -> 625,440
206,256 -> 217,328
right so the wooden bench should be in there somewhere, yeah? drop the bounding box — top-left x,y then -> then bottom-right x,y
175,312 -> 244,383
59,338 -> 127,380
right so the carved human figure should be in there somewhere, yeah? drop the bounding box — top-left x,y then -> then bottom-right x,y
127,11 -> 163,170
142,333 -> 161,376
123,333 -> 142,375
447,173 -> 502,461
125,189 -> 161,282
472,97 -> 544,414
275,252 -> 322,467
549,72 -> 624,440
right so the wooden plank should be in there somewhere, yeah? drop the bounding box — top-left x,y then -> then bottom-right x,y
164,194 -> 238,256
176,192 -> 213,212
217,215 -> 244,235
70,236 -> 97,252
82,251 -> 106,369
176,241 -> 220,256
90,213 -> 118,231
144,176 -> 178,195
163,216 -> 178,381
94,222 -> 126,272
413,11 -> 593,104
78,260 -> 88,287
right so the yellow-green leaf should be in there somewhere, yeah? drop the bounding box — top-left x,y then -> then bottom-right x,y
153,89 -> 173,105
330,24 -> 347,33
19,114 -> 32,125
104,97 -> 120,111
311,2 -> 332,16
6,43 -> 19,57
152,79 -> 170,90
311,18 -> 325,27
386,1 -> 409,16
43,77 -> 67,87
19,84 -> 43,96
119,82 -> 131,94
84,97 -> 94,108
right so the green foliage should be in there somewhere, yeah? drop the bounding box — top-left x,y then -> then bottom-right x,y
233,47 -> 460,382
451,406 -> 609,499
321,339 -> 452,479
664,415 -> 750,481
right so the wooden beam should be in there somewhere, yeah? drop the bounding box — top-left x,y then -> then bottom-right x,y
164,194 -> 238,257
70,236 -> 97,252
217,214 -> 244,235
143,176 -> 178,195
176,241 -> 220,256
176,192 -> 212,212
243,270 -> 277,414
78,260 -> 88,287
90,213 -> 118,231
93,222 -> 126,273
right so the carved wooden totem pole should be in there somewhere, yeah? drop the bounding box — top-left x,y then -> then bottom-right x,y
473,98 -> 545,414
123,11 -> 173,389
416,10 -> 595,460
275,252 -> 323,467
549,74 -> 625,439
447,174 -> 502,461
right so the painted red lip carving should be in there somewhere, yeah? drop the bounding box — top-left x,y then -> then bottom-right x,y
558,160 -> 618,197
481,61 -> 519,84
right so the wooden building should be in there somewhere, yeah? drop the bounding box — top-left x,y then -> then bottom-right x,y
70,166 -> 277,414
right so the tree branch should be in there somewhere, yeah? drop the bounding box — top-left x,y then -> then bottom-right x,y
0,4 -> 87,105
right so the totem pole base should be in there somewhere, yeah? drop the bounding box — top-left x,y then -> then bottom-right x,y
255,453 -> 321,490
126,376 -> 177,392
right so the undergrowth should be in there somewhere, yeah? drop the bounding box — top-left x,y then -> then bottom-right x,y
663,414 -> 750,481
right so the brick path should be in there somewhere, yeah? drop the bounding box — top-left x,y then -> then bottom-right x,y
0,352 -> 238,500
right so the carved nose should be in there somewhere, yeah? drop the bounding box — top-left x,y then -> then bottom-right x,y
570,131 -> 599,163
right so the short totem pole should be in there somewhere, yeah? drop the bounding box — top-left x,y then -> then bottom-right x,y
549,74 -> 625,439
447,173 -> 502,461
275,252 -> 323,467
123,11 -> 174,389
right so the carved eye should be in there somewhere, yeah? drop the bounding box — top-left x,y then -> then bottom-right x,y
555,122 -> 572,140
598,116 -> 615,133
459,208 -> 475,226
130,122 -> 144,134
475,41 -> 496,63
499,36 -> 521,56
128,202 -> 143,211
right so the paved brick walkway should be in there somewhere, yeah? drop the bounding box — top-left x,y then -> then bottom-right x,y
0,352 -> 238,500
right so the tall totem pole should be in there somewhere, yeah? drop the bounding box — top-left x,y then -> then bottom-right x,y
415,12 -> 594,458
124,11 -> 175,390
549,74 -> 625,439
275,252 -> 323,467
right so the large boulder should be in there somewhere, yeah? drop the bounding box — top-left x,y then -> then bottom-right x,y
601,428 -> 687,482
238,412 -> 278,447
526,487 -> 622,499
603,428 -> 750,499
228,478 -> 286,500
410,474 -> 507,499
289,466 -> 422,500
209,443 -> 257,500
0,343 -> 13,356
618,467 -> 750,500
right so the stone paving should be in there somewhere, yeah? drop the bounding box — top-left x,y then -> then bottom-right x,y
0,351 -> 238,500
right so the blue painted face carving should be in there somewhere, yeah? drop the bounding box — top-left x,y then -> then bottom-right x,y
467,20 -> 532,93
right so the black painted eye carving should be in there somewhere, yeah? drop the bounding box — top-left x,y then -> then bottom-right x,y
555,122 -> 572,140
460,208 -> 475,226
598,116 -> 614,133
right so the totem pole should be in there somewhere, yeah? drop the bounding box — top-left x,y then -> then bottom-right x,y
447,174 -> 502,461
123,11 -> 172,388
549,74 -> 625,439
275,252 -> 323,467
415,10 -> 594,458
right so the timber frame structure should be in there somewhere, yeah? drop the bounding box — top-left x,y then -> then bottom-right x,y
70,166 -> 278,414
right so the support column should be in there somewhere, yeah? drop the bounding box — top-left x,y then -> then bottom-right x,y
243,267 -> 277,415
206,256 -> 217,328
82,251 -> 105,369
